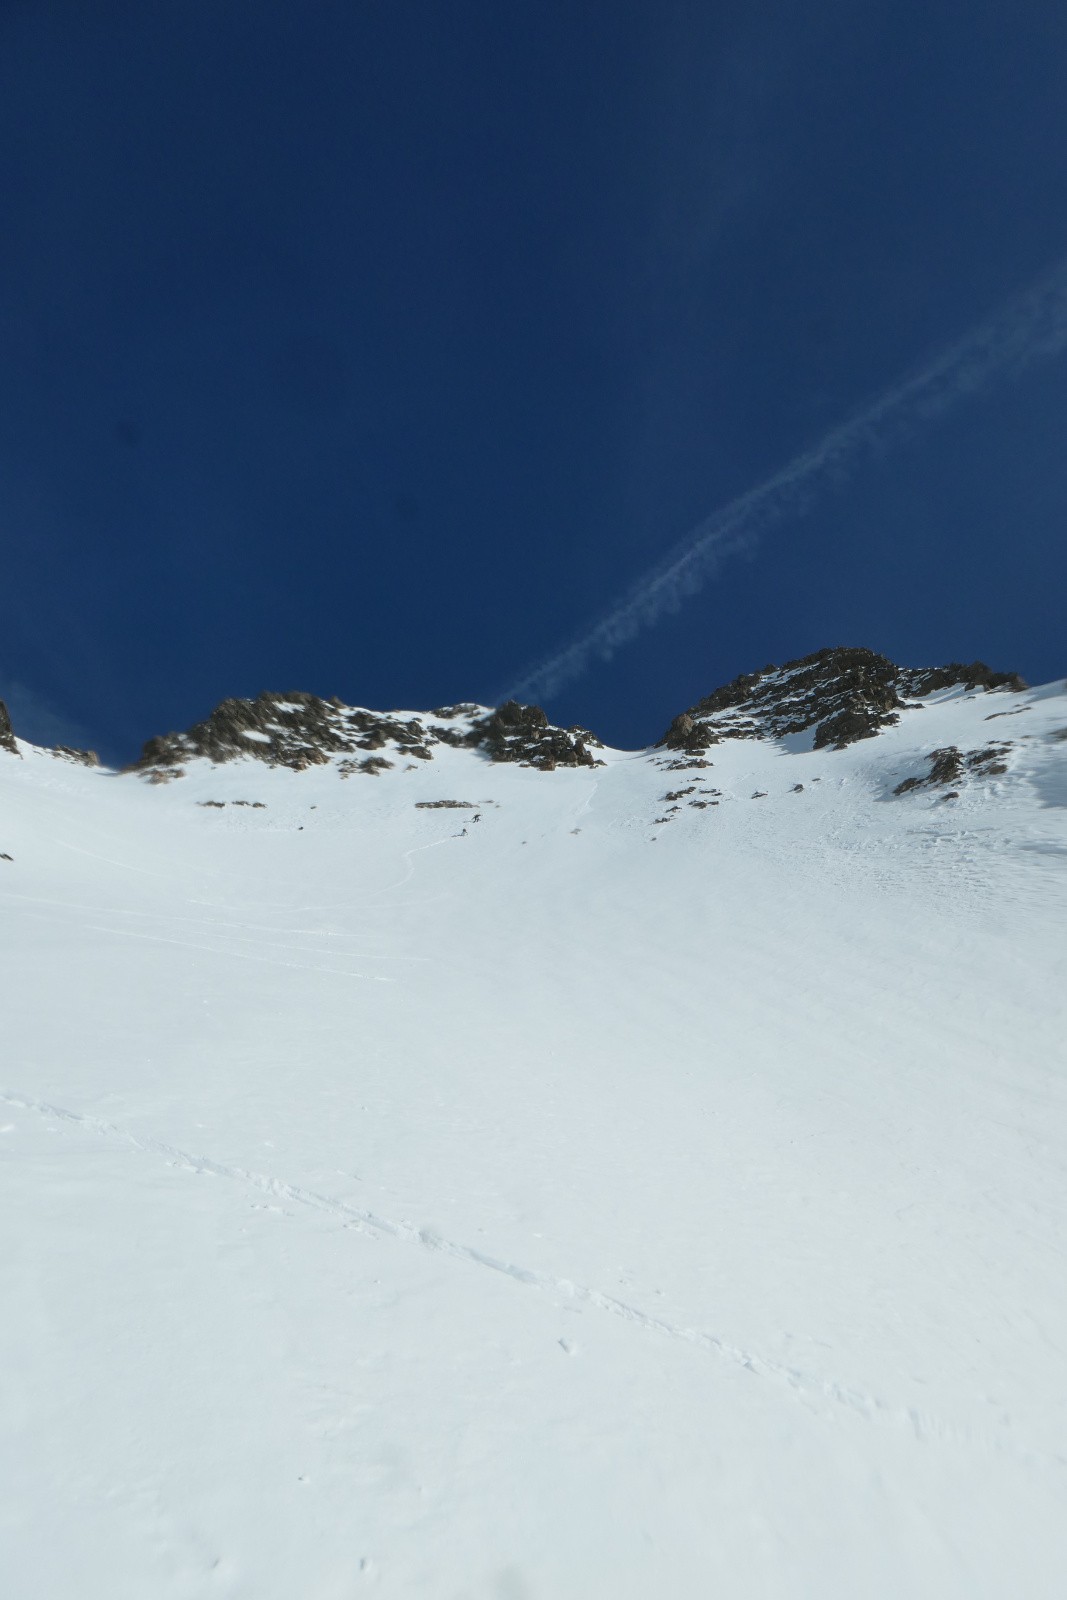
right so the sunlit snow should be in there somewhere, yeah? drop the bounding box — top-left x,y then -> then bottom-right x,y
2,679 -> 1066,1597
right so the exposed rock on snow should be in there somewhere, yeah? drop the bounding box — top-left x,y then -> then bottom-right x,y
662,755 -> 714,771
338,755 -> 395,778
50,745 -> 99,766
472,700 -> 602,770
0,699 -> 20,757
660,647 -> 1026,754
133,690 -> 602,776
894,743 -> 1011,796
134,691 -> 438,772
895,747 -> 966,794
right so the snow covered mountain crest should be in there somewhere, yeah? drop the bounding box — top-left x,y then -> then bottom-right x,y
0,648 -> 1058,821
0,645 -> 1035,783
0,643 -> 1031,781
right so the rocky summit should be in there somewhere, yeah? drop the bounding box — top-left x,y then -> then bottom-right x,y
659,646 -> 1026,756
129,690 -> 602,778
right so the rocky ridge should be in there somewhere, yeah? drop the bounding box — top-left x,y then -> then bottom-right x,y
660,647 -> 1026,757
131,692 -> 602,777
0,650 -> 1034,782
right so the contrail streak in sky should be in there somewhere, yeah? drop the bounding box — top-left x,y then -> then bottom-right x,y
501,254 -> 1067,704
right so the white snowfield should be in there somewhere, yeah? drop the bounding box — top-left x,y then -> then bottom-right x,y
2,679 -> 1066,1599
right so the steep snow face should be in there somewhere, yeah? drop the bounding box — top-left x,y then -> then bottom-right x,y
2,667 -> 1067,1599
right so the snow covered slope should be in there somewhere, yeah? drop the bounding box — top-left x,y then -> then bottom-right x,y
2,653 -> 1067,1599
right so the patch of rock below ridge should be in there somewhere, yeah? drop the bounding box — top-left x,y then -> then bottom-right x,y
132,692 -> 602,776
893,743 -> 1010,797
660,647 -> 1026,755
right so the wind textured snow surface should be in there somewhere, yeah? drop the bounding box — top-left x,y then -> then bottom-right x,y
3,679 -> 1067,1598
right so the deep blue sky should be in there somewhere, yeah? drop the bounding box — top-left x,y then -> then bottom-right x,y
2,0 -> 1066,759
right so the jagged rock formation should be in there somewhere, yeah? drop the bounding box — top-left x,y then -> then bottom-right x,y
0,700 -> 19,757
132,691 -> 602,776
660,647 -> 1026,755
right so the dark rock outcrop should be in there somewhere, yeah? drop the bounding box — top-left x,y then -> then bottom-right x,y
51,746 -> 99,767
471,700 -> 602,771
0,700 -> 20,757
132,691 -> 603,776
133,691 -> 438,773
338,755 -> 395,778
894,743 -> 1010,796
661,647 -> 1026,754
898,662 -> 1026,697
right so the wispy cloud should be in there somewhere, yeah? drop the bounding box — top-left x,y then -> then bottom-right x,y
501,254 -> 1067,703
0,674 -> 92,752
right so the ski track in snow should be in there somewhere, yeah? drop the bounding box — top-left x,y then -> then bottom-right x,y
7,900 -> 399,981
75,921 -> 394,982
2,889 -> 426,946
3,1084 -> 1060,1474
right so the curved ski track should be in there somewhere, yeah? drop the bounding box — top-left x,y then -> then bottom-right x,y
3,1086 -> 1060,1475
